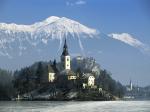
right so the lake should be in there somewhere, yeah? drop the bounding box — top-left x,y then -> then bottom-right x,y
0,101 -> 150,112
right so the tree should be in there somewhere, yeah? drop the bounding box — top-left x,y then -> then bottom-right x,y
0,68 -> 14,100
36,62 -> 43,86
23,68 -> 36,93
76,68 -> 83,90
98,69 -> 125,98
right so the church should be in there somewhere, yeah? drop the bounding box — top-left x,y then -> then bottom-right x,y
47,38 -> 95,89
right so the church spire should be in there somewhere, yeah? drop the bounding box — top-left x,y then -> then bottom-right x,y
62,38 -> 69,56
64,38 -> 67,49
130,79 -> 133,91
61,38 -> 71,70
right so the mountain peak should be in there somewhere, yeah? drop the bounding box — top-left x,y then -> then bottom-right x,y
44,16 -> 60,23
0,16 -> 99,57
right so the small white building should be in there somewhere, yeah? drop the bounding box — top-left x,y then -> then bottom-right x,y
47,64 -> 56,83
48,73 -> 55,82
88,76 -> 95,86
82,73 -> 95,88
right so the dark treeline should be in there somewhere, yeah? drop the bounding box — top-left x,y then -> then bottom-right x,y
13,61 -> 50,95
0,69 -> 14,100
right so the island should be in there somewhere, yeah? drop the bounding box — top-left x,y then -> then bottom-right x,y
0,39 -> 125,101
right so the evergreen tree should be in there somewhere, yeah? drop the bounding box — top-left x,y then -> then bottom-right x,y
36,62 -> 43,86
76,68 -> 83,90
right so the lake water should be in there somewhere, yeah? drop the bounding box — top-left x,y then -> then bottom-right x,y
0,101 -> 150,112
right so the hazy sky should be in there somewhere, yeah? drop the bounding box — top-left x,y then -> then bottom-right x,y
0,0 -> 150,86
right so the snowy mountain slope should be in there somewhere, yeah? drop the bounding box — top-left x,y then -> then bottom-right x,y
0,16 -> 99,57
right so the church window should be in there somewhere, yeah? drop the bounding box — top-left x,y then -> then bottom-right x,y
67,58 -> 69,61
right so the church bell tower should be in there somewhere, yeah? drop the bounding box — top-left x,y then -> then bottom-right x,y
61,38 -> 71,70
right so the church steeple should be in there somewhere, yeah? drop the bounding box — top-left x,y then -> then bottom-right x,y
130,79 -> 133,91
62,38 -> 69,56
61,38 -> 71,70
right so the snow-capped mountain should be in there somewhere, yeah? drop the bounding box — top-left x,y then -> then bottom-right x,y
0,16 -> 99,57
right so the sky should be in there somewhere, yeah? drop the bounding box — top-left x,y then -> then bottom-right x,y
0,0 -> 150,86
